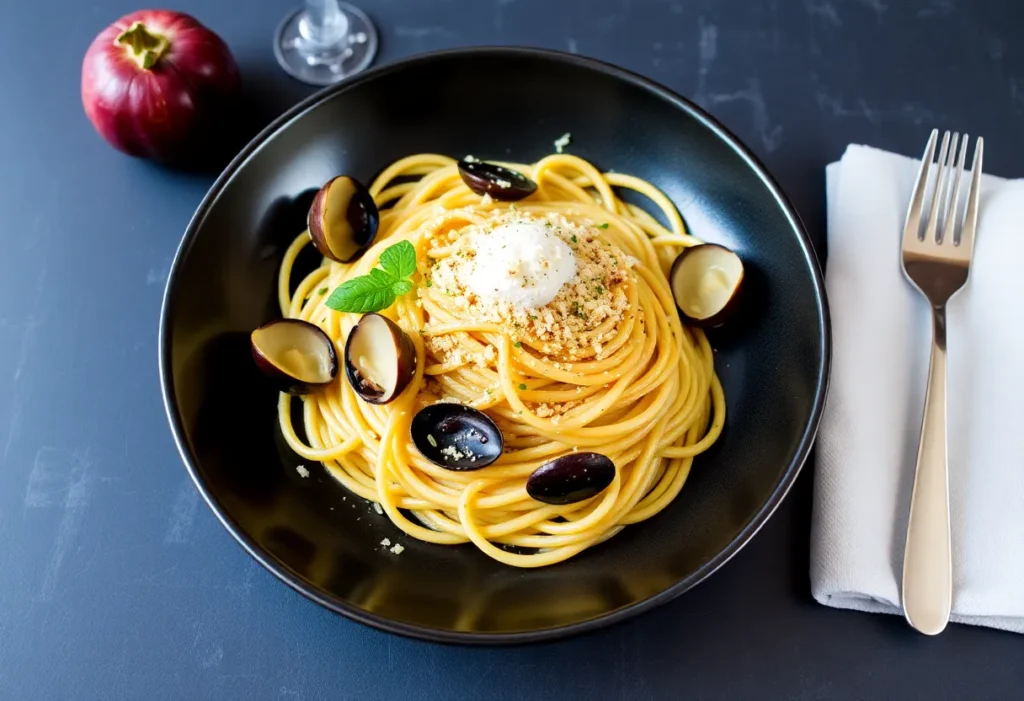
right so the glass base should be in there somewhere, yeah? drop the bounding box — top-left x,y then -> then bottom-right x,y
273,3 -> 379,86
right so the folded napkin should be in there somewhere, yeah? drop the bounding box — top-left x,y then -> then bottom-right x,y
811,144 -> 1024,634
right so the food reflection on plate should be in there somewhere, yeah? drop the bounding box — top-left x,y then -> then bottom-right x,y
250,152 -> 745,567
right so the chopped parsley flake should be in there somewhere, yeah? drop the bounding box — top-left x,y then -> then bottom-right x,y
317,287 -> 328,295
518,383 -> 528,391
598,223 -> 609,229
513,341 -> 522,348
571,234 -> 578,243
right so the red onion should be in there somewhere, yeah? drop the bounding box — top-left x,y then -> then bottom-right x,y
81,10 -> 241,166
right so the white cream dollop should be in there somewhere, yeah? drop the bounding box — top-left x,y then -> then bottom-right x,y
464,221 -> 576,308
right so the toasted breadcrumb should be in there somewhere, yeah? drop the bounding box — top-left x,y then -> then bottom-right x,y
440,445 -> 468,461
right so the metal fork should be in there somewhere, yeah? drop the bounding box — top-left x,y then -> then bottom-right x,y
900,129 -> 984,635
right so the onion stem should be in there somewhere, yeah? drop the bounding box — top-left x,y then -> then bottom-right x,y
115,21 -> 169,70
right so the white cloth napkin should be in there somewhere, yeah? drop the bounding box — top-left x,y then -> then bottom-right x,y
811,143 -> 1024,634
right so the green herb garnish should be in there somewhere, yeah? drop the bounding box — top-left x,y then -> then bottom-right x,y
598,223 -> 609,229
519,383 -> 528,391
317,287 -> 328,295
513,341 -> 522,348
570,234 -> 578,243
325,241 -> 417,313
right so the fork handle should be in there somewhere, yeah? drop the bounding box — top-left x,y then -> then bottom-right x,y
902,305 -> 953,635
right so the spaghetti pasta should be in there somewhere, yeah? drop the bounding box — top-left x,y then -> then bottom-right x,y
276,153 -> 725,567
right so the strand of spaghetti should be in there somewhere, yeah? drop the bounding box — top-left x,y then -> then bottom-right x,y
279,232 -> 312,315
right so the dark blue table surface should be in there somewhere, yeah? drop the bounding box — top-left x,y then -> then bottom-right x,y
2,1 -> 1022,699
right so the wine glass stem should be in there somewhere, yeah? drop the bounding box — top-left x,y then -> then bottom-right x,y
300,0 -> 350,49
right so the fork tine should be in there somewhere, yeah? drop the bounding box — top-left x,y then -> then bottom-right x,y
939,133 -> 963,244
903,129 -> 939,247
959,137 -> 984,252
923,131 -> 952,243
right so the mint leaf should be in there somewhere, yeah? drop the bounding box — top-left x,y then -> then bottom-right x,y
379,240 -> 416,279
324,240 -> 418,314
325,274 -> 395,313
369,266 -> 396,284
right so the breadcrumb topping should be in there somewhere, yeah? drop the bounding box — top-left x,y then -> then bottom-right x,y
424,210 -> 632,361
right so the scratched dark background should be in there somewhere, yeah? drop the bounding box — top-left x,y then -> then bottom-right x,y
1,0 -> 1023,699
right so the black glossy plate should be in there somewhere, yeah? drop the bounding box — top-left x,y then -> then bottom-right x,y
159,48 -> 830,644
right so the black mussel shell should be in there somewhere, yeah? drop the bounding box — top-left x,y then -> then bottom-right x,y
458,159 -> 538,201
308,175 -> 379,263
251,319 -> 338,395
411,403 -> 503,470
526,452 -> 616,505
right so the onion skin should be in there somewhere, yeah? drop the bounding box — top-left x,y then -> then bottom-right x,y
81,10 -> 241,166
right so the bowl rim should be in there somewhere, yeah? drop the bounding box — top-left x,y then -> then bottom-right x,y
158,45 -> 831,646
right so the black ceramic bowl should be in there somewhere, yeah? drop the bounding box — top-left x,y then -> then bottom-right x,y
159,48 -> 830,644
